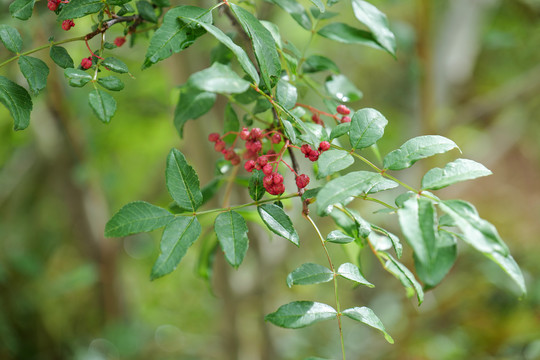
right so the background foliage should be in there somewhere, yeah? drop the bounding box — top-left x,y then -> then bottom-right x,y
1,0 -> 540,359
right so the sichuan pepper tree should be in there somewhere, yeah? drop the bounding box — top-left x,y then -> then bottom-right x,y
0,0 -> 526,359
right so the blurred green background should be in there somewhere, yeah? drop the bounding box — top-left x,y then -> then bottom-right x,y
1,0 -> 540,359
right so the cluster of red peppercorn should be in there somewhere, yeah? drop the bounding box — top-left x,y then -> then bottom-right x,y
62,19 -> 75,31
208,126 -> 332,196
311,104 -> 352,125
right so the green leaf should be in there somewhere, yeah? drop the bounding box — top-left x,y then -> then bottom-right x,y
309,0 -> 325,13
351,0 -> 396,56
281,118 -> 297,145
371,224 -> 402,258
347,207 -> 372,238
88,89 -> 116,123
326,230 -> 354,244
0,25 -> 23,53
438,200 -> 526,295
9,0 -> 35,20
165,148 -> 203,212
101,57 -> 129,74
337,263 -> 374,287
97,76 -> 124,91
0,76 -> 33,130
276,79 -> 297,110
49,46 -> 74,69
349,108 -> 388,149
383,135 -> 459,171
397,196 -> 437,266
329,123 -> 350,140
150,216 -> 201,280
316,149 -> 354,179
261,20 -> 282,49
231,4 -> 281,90
18,56 -> 49,96
325,74 -> 363,102
214,211 -> 249,268
316,171 -> 398,215
265,301 -> 336,329
318,23 -> 384,51
136,0 -> 158,23
421,158 -> 492,190
105,201 -> 174,237
223,103 -> 239,144
286,263 -> 333,287
180,17 -> 259,84
266,0 -> 312,30
173,84 -> 216,138
189,62 -> 251,94
257,203 -> 299,246
302,55 -> 339,74
342,307 -> 394,343
58,0 -> 104,20
143,6 -> 212,69
248,170 -> 266,202
415,231 -> 457,289
384,253 -> 424,304
64,68 -> 92,87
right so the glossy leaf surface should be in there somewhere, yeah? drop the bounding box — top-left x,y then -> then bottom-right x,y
351,0 -> 396,56
151,216 -> 201,280
189,62 -> 251,94
337,263 -> 374,287
214,211 -> 249,268
0,75 -> 32,130
343,307 -> 394,343
257,203 -> 299,246
286,263 -> 333,287
265,301 -> 336,328
383,135 -> 459,170
316,149 -> 354,179
325,230 -> 355,244
105,201 -> 174,237
318,22 -> 383,50
58,0 -> 104,20
165,148 -> 203,212
49,46 -> 74,69
325,74 -> 363,102
421,158 -> 492,190
349,108 -> 388,149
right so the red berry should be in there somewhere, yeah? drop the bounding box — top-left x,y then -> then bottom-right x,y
250,140 -> 262,153
249,128 -> 263,140
244,160 -> 256,172
257,157 -> 268,167
273,173 -> 284,184
263,174 -> 274,187
47,0 -> 59,11
336,105 -> 351,115
341,116 -> 351,123
308,151 -> 319,162
243,150 -> 258,160
231,155 -> 241,166
271,133 -> 282,144
266,150 -> 277,161
81,57 -> 92,70
296,174 -> 310,189
318,141 -> 331,152
214,140 -> 226,152
114,36 -> 126,47
311,113 -> 322,124
301,144 -> 312,156
273,183 -> 285,195
208,133 -> 220,142
62,19 -> 75,31
239,127 -> 250,140
224,149 -> 236,161
262,164 -> 273,175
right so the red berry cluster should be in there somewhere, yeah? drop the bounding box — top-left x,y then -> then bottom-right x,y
81,57 -> 92,70
300,141 -> 330,162
208,127 -> 331,196
208,132 -> 241,166
336,105 -> 351,123
47,0 -> 60,11
62,19 -> 75,31
114,37 -> 126,47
